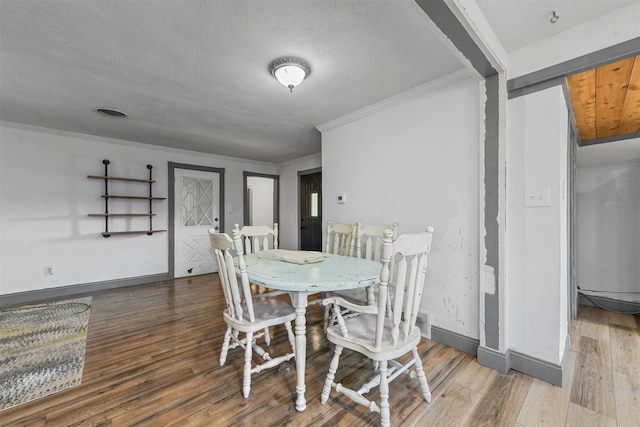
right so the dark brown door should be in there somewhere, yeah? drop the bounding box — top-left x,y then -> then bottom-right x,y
300,171 -> 322,251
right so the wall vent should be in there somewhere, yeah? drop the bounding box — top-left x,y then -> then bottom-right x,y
94,108 -> 128,118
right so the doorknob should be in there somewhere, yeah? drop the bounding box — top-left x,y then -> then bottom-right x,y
215,218 -> 219,221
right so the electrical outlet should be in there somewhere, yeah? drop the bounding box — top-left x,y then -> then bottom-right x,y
44,266 -> 54,276
417,312 -> 432,339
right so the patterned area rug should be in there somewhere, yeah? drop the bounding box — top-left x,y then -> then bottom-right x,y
0,297 -> 91,411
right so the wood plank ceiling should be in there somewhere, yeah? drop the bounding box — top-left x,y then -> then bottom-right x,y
567,55 -> 640,144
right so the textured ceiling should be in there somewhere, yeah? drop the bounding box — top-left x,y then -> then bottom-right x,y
1,1 -> 637,164
0,0 -> 462,163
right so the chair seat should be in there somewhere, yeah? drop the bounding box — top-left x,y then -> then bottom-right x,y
224,298 -> 296,332
326,314 -> 422,361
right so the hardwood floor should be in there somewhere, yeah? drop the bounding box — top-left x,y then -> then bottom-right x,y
3,275 -> 638,426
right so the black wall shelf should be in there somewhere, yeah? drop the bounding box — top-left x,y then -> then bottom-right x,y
88,159 -> 166,238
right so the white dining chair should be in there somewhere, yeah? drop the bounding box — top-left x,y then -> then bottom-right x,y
209,228 -> 296,399
352,222 -> 398,304
322,221 -> 357,324
238,223 -> 278,254
321,227 -> 434,427
237,223 -> 286,342
325,221 -> 356,256
324,222 -> 398,331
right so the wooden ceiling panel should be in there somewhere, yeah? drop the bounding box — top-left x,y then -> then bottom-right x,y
595,57 -> 634,139
567,69 -> 596,141
618,57 -> 640,135
567,55 -> 640,143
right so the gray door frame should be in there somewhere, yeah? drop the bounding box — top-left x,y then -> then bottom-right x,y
168,162 -> 225,279
242,171 -> 280,227
298,167 -> 322,250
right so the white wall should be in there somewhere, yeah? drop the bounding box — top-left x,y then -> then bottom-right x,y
577,140 -> 640,296
0,122 -> 278,296
277,153 -> 322,250
320,78 -> 480,338
506,85 -> 569,363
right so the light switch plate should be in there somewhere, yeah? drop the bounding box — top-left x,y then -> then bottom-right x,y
525,186 -> 551,207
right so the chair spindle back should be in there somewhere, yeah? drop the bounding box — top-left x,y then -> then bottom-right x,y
209,230 -> 255,322
356,222 -> 398,262
238,224 -> 278,254
376,227 -> 433,349
326,221 -> 356,256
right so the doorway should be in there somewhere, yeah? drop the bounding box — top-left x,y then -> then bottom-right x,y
168,162 -> 225,278
299,169 -> 322,251
243,172 -> 279,226
568,118 -> 578,319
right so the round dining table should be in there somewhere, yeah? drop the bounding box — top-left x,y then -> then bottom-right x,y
242,252 -> 381,412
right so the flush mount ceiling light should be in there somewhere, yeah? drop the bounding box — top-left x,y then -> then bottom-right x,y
550,10 -> 560,24
94,108 -> 128,118
270,57 -> 311,93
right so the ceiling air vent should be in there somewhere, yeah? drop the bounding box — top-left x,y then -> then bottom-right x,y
94,108 -> 128,118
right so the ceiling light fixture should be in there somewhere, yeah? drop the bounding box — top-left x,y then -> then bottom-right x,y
550,10 -> 560,24
270,57 -> 311,93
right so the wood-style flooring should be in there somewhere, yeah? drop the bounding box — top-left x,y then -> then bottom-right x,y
2,274 -> 639,426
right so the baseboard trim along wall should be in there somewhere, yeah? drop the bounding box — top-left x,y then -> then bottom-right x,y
509,350 -> 562,386
579,294 -> 640,314
424,325 -> 567,386
510,343 -> 567,387
477,345 -> 510,374
430,325 -> 480,356
0,273 -> 170,307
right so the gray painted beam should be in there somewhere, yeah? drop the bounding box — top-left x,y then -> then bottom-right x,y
580,132 -> 640,147
508,37 -> 640,92
483,74 -> 500,350
414,0 -> 497,77
416,0 -> 502,353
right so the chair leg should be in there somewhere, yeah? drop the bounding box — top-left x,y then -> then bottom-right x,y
284,321 -> 295,352
219,326 -> 232,366
323,304 -> 331,332
366,285 -> 376,306
264,327 -> 271,345
412,347 -> 431,402
379,360 -> 390,427
321,345 -> 343,404
242,331 -> 254,398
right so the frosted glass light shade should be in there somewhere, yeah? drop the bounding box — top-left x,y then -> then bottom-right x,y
274,65 -> 307,91
270,57 -> 311,93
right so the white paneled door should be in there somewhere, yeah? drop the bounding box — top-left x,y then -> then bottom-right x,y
174,168 -> 220,277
